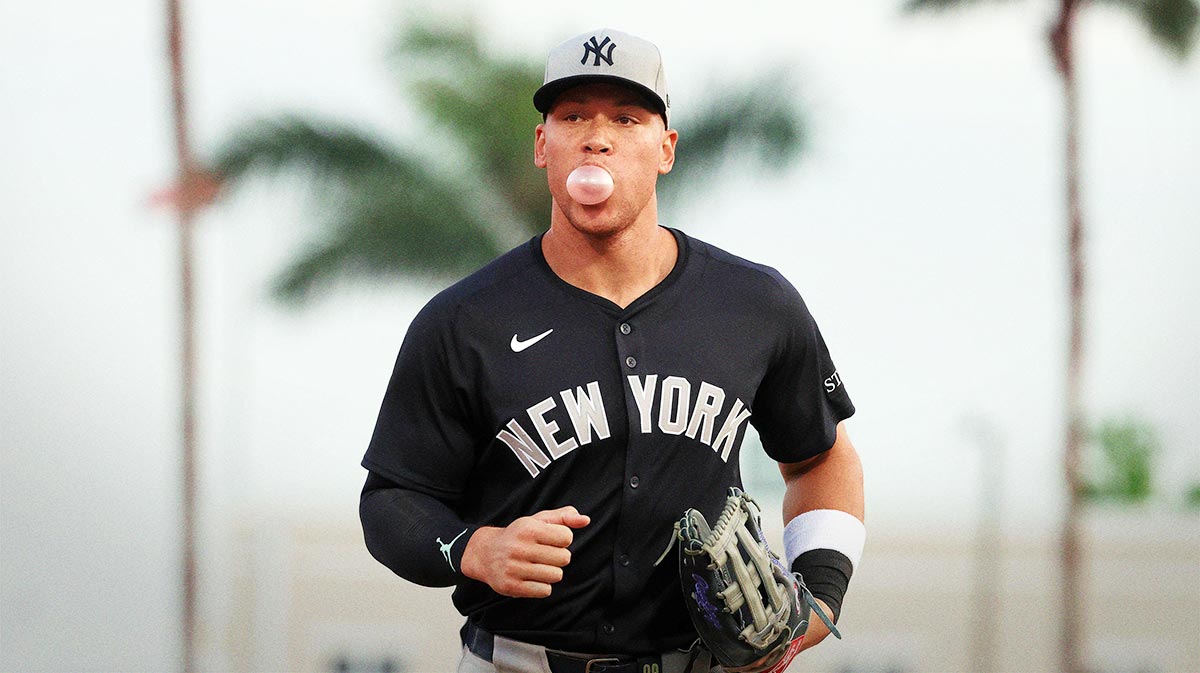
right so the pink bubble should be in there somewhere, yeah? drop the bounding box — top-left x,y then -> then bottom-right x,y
566,165 -> 614,205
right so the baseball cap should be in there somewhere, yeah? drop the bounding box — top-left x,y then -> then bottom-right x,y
533,28 -> 670,126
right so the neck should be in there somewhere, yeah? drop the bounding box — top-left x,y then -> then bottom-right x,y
541,207 -> 678,309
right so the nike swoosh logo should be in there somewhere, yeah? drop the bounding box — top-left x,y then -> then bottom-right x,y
510,329 -> 554,353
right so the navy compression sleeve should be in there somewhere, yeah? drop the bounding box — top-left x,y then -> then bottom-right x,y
359,471 -> 480,587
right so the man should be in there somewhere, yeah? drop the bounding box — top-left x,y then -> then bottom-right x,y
360,28 -> 864,673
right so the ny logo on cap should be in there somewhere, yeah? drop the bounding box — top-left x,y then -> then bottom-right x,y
581,36 -> 616,66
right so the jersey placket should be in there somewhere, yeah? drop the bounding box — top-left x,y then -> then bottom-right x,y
597,311 -> 650,647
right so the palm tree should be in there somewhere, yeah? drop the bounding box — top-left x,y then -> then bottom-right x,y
163,2 -> 200,671
904,1 -> 1197,671
203,21 -> 805,303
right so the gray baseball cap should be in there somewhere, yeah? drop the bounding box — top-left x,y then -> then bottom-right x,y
533,28 -> 670,126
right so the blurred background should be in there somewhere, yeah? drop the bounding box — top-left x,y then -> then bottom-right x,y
1,1 -> 1198,671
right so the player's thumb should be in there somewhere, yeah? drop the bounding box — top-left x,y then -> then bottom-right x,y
536,505 -> 591,529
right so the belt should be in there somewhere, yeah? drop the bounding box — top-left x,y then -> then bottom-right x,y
461,621 -> 707,673
545,651 -> 664,673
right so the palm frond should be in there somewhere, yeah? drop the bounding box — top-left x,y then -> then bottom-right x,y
663,73 -> 805,199
211,116 -> 403,183
391,23 -> 549,234
271,170 -> 504,303
903,0 -> 1014,12
408,67 -> 548,232
207,118 -> 507,303
1100,0 -> 1199,58
391,21 -> 483,68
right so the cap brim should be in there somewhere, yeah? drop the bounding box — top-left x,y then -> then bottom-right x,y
533,75 -> 667,120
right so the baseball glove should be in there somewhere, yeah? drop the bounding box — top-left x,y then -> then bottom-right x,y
658,487 -> 841,673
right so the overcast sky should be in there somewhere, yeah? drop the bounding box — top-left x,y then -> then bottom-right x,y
2,0 -> 1198,670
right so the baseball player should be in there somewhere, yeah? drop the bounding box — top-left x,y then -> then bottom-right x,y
360,28 -> 865,673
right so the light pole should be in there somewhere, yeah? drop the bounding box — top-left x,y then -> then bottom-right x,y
961,415 -> 1004,673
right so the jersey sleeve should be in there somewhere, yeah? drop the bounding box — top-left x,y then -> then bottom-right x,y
752,274 -> 855,463
361,297 -> 479,499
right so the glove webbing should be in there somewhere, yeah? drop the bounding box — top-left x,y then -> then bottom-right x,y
655,493 -> 845,645
709,498 -> 792,648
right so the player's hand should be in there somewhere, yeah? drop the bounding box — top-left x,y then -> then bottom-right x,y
460,506 -> 590,598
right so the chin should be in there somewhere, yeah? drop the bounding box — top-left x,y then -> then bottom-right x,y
563,195 -> 649,236
566,209 -> 632,239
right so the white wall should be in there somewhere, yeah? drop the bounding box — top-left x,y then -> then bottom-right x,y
220,507 -> 1200,673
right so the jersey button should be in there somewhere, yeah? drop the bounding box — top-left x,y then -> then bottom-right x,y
602,623 -> 615,635
625,356 -> 637,368
619,322 -> 632,335
629,475 -> 640,489
618,554 -> 630,567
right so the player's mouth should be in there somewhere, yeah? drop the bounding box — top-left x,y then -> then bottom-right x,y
566,164 -> 614,205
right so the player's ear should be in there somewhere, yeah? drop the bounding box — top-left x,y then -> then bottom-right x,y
534,123 -> 548,169
658,128 -> 678,175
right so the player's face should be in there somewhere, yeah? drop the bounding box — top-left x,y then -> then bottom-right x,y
534,83 -> 677,238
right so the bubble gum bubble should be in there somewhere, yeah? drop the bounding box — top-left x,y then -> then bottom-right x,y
566,165 -> 614,205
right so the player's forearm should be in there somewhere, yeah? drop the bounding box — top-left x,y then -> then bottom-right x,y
359,471 -> 478,587
795,598 -> 836,652
779,422 -> 864,648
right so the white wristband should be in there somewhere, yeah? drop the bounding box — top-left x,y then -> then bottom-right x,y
783,509 -> 865,572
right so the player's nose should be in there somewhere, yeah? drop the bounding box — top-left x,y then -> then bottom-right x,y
582,125 -> 612,154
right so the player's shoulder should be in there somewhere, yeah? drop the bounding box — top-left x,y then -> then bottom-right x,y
679,230 -> 805,306
410,237 -> 543,330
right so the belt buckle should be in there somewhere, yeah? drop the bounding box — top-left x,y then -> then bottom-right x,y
583,657 -> 621,673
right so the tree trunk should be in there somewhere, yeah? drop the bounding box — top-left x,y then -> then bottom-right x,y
1051,1 -> 1086,672
166,1 -> 199,670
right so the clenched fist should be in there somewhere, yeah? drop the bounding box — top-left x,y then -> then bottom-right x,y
460,506 -> 591,598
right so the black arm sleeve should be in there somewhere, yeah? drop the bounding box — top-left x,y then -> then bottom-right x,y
359,470 -> 481,587
791,549 -> 854,622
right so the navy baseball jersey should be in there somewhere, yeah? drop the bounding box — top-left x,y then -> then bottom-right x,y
362,227 -> 854,653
